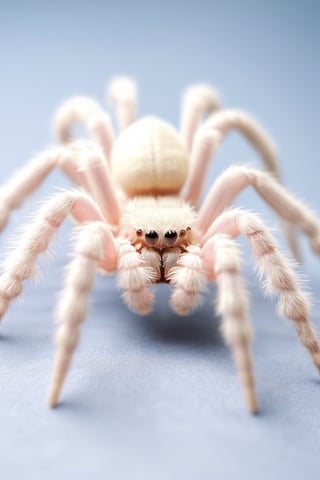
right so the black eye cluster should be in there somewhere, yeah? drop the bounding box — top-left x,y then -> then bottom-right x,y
136,227 -> 191,246
146,230 -> 158,240
145,230 -> 159,246
164,229 -> 178,246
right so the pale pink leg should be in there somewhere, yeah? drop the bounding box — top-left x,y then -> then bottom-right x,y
202,209 -> 320,371
183,111 -> 300,260
168,245 -> 207,315
198,166 -> 320,257
117,240 -> 157,315
0,191 -> 104,320
49,221 -> 117,407
53,96 -> 115,161
180,84 -> 221,152
0,146 -> 93,232
202,234 -> 257,413
77,140 -> 121,226
108,77 -> 137,131
184,110 -> 279,204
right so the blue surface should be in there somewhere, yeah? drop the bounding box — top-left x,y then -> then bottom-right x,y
1,1 -> 320,479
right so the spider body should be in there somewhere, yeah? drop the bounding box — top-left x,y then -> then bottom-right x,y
111,117 -> 189,196
1,77 -> 320,414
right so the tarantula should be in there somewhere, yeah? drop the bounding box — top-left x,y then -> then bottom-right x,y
0,77 -> 320,414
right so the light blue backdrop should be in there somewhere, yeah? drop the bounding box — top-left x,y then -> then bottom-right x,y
0,1 -> 320,479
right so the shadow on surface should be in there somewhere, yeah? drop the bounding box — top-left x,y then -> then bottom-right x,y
136,306 -> 223,350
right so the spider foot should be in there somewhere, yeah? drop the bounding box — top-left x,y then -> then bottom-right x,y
48,350 -> 73,408
122,288 -> 154,315
170,289 -> 202,316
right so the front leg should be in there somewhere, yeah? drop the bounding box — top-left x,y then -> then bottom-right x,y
49,221 -> 117,407
168,245 -> 207,315
117,242 -> 158,315
202,234 -> 257,413
0,191 -> 104,320
203,208 -> 320,372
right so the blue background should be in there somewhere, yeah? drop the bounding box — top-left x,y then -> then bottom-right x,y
0,1 -> 320,479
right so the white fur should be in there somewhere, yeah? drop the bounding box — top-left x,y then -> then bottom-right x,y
169,245 -> 206,315
199,165 -> 320,260
205,234 -> 257,413
123,195 -> 196,245
49,221 -> 114,407
117,240 -> 157,314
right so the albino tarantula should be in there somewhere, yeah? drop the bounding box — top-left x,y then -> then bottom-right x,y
0,77 -> 320,414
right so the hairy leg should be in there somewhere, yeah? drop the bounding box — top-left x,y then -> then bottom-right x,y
203,209 -> 320,371
180,84 -> 220,152
117,241 -> 157,315
198,165 -> 320,257
184,110 -> 278,204
49,221 -> 117,407
202,234 -> 257,413
168,245 -> 207,315
53,96 -> 114,161
74,140 -> 121,226
0,191 -> 104,319
0,144 -> 96,231
108,76 -> 137,131
0,140 -> 121,232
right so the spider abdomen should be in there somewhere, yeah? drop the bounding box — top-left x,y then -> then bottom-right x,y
111,117 -> 189,197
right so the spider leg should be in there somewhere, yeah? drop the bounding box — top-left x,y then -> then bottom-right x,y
202,234 -> 257,413
74,140 -> 121,226
0,144 -> 98,232
198,165 -> 320,258
203,209 -> 320,371
53,96 -> 114,162
183,112 -> 300,261
0,191 -> 105,320
180,84 -> 221,153
168,245 -> 207,315
108,76 -> 137,132
117,241 -> 157,315
49,221 -> 117,407
184,110 -> 278,205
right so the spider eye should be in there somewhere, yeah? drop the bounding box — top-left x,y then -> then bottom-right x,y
164,230 -> 177,246
179,229 -> 186,237
135,228 -> 143,237
145,230 -> 159,246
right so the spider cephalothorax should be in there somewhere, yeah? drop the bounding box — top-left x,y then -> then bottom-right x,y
124,196 -> 196,249
0,76 -> 320,414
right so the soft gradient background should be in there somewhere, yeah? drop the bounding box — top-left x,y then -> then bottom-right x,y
1,1 -> 320,479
